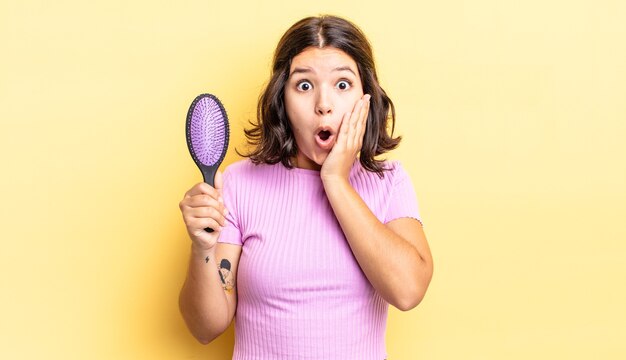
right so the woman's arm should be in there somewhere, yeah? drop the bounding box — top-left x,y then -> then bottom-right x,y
320,94 -> 433,310
322,179 -> 433,311
178,172 -> 242,343
179,243 -> 242,344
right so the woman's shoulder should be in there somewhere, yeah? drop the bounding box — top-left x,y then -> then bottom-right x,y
222,158 -> 281,179
223,158 -> 252,174
223,158 -> 254,178
382,159 -> 404,172
351,159 -> 408,182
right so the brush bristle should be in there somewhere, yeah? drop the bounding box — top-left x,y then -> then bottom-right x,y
189,96 -> 227,166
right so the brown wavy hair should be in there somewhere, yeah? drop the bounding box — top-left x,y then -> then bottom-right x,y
238,15 -> 401,177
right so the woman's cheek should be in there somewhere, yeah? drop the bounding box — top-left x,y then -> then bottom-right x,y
345,97 -> 361,114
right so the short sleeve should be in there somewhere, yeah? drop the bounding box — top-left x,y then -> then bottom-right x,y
217,166 -> 243,246
384,162 -> 423,226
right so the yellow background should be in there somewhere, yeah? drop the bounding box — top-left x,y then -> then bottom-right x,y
1,0 -> 625,359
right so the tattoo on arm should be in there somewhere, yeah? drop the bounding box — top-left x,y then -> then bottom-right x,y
218,258 -> 235,293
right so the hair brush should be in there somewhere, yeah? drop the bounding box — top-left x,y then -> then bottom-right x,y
185,93 -> 230,233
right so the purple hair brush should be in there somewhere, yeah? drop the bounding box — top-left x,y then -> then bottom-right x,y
185,93 -> 230,233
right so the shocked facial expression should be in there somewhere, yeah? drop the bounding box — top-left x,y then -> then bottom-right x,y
284,46 -> 364,170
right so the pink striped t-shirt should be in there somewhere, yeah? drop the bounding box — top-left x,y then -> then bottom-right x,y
217,158 -> 422,360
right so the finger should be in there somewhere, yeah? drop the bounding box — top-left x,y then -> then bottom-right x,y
187,193 -> 222,210
214,170 -> 224,195
346,98 -> 364,148
188,183 -> 220,201
357,94 -> 370,124
188,207 -> 227,226
191,217 -> 223,234
184,182 -> 206,197
351,98 -> 364,129
337,110 -> 351,148
354,94 -> 370,147
183,186 -> 197,199
186,194 -> 223,209
187,206 -> 226,225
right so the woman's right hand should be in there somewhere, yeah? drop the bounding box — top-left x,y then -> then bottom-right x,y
178,170 -> 228,251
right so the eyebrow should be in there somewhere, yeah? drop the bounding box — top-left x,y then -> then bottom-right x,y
289,66 -> 356,78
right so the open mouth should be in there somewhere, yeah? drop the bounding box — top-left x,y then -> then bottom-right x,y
315,129 -> 335,150
318,130 -> 331,141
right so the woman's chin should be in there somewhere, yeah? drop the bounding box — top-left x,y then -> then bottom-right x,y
312,152 -> 330,167
293,153 -> 324,170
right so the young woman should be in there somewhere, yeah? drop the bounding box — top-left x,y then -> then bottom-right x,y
178,15 -> 433,359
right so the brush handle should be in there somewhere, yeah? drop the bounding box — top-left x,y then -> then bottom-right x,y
201,166 -> 217,187
202,166 -> 218,233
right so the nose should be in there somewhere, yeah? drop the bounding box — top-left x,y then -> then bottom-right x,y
316,104 -> 332,116
315,88 -> 333,116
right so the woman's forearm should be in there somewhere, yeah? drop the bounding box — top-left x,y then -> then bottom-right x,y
323,177 -> 430,310
179,245 -> 229,344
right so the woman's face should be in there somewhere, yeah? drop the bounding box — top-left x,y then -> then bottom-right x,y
284,46 -> 364,170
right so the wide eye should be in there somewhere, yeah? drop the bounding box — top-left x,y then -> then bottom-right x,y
296,81 -> 312,91
337,80 -> 352,90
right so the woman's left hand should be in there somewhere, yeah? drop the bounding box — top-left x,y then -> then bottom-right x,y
321,93 -> 371,183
